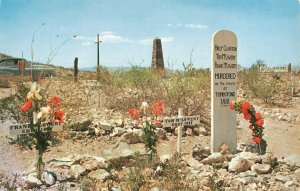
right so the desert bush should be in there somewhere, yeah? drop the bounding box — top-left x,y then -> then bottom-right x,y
80,178 -> 97,191
0,79 -> 10,88
102,65 -> 210,119
123,153 -> 198,190
0,174 -> 22,191
156,155 -> 189,190
0,82 -> 29,122
160,69 -> 209,116
239,60 -> 292,104
248,77 -> 278,103
208,167 -> 228,191
125,154 -> 149,191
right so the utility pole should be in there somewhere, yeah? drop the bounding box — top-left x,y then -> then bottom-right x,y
96,34 -> 102,81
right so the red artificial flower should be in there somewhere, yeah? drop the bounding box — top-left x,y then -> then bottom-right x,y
243,112 -> 252,121
52,110 -> 65,124
249,125 -> 254,130
229,101 -> 235,110
255,113 -> 262,120
253,137 -> 261,143
21,99 -> 32,111
241,102 -> 251,113
129,108 -> 139,120
256,119 -> 264,126
49,96 -> 61,107
151,100 -> 164,116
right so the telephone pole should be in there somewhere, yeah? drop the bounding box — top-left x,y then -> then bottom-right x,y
96,34 -> 102,81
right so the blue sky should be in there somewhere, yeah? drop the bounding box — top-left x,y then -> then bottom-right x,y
0,0 -> 299,69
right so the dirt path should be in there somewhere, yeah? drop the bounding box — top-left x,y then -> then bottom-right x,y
0,121 -> 31,177
238,116 -> 300,158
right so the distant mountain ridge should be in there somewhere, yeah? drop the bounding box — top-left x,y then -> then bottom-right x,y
0,53 -> 13,59
80,66 -> 132,72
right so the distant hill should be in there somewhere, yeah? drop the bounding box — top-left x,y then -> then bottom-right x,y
80,66 -> 132,72
0,52 -> 56,67
0,53 -> 13,59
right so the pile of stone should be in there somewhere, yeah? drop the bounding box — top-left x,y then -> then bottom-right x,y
257,107 -> 300,123
21,141 -> 146,190
66,114 -> 209,144
188,144 -> 300,190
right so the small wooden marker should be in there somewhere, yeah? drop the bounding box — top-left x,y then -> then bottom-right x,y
74,57 -> 78,82
177,108 -> 183,155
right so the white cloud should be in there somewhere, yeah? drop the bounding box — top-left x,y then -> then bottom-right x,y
82,42 -> 92,46
185,24 -> 208,29
74,36 -> 90,40
167,23 -> 182,27
161,37 -> 174,43
74,32 -> 128,45
137,38 -> 152,45
100,31 -> 114,35
100,33 -> 128,43
167,23 -> 208,29
75,32 -> 173,46
298,0 -> 300,4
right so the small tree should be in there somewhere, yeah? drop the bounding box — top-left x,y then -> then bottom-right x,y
249,78 -> 277,103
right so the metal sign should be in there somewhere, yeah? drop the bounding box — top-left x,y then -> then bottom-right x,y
289,83 -> 300,88
90,85 -> 104,91
163,115 -> 200,127
260,66 -> 289,73
9,122 -> 63,136
18,60 -> 25,71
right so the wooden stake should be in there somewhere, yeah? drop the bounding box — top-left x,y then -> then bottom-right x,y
177,108 -> 183,155
74,57 -> 78,82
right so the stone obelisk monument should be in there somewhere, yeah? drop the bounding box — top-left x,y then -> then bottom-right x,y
151,38 -> 165,72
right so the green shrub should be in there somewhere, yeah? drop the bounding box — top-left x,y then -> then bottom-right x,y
101,65 -> 210,118
0,82 -> 29,123
0,79 -> 10,88
143,121 -> 156,161
248,78 -> 277,103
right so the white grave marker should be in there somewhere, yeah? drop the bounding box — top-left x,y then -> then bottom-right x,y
177,108 -> 183,154
9,122 -> 63,136
163,109 -> 200,155
163,115 -> 200,127
211,30 -> 237,153
89,82 -> 104,109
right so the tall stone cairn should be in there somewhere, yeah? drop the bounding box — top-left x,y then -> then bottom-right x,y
151,38 -> 165,70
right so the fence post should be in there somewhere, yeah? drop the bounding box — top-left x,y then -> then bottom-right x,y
74,57 -> 78,82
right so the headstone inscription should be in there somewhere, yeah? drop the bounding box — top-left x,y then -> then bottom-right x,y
211,30 -> 237,153
9,122 -> 63,136
163,109 -> 200,155
163,115 -> 201,127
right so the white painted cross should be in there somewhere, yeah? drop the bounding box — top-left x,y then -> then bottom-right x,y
89,82 -> 104,109
289,82 -> 300,97
177,108 -> 183,154
163,109 -> 200,154
211,30 -> 237,153
8,122 -> 63,136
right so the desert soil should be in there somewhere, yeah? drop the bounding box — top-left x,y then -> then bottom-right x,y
0,85 -> 300,178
